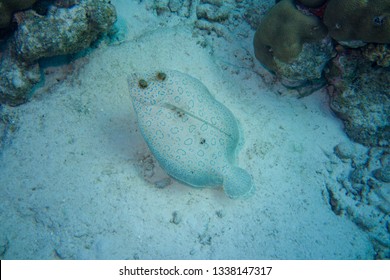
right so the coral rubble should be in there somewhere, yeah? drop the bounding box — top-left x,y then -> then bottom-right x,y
324,142 -> 390,259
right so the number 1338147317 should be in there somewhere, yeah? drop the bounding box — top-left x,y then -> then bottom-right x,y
212,266 -> 272,276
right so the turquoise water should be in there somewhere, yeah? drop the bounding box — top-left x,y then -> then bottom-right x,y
0,0 -> 388,260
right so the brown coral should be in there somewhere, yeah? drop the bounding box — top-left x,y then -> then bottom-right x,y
253,0 -> 327,72
324,0 -> 390,44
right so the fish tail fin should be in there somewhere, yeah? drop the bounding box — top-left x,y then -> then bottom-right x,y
223,166 -> 254,199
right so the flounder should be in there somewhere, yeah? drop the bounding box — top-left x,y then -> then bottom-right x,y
128,70 -> 253,199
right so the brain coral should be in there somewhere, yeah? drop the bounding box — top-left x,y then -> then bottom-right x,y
253,0 -> 327,72
324,0 -> 390,44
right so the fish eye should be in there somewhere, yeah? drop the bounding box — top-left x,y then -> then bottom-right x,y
156,72 -> 167,81
138,79 -> 148,88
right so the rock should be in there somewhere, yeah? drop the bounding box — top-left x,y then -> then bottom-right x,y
373,166 -> 390,183
334,142 -> 358,160
381,153 -> 390,167
13,0 -> 117,63
240,0 -> 274,29
152,0 -> 169,15
372,185 -> 390,214
0,48 -> 41,106
194,19 -> 230,38
325,52 -> 390,147
325,183 -> 343,215
148,0 -> 193,17
201,0 -> 225,6
349,166 -> 368,185
168,0 -> 182,13
368,180 -> 390,215
275,36 -> 334,96
326,143 -> 390,258
0,0 -> 117,106
333,142 -> 368,164
196,3 -> 230,22
275,37 -> 334,81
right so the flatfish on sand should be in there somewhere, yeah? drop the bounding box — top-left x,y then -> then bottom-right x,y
127,70 -> 253,199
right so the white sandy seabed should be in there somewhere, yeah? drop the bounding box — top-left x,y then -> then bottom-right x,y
0,0 -> 375,259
